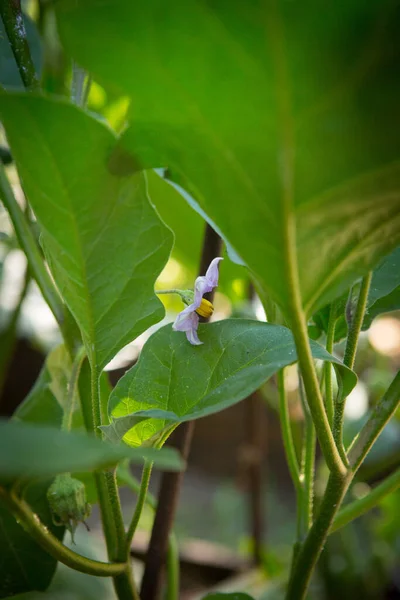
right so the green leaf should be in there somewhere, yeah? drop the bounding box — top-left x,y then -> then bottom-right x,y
0,94 -> 173,371
0,480 -> 64,598
107,319 -> 356,446
364,285 -> 400,329
0,420 -> 183,480
56,0 -> 400,319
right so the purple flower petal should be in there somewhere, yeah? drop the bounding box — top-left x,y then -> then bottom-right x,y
172,256 -> 223,346
205,257 -> 223,288
172,306 -> 199,332
186,327 -> 202,345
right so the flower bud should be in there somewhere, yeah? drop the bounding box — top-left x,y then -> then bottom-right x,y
47,474 -> 91,542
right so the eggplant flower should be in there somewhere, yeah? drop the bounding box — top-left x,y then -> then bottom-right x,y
173,257 -> 223,345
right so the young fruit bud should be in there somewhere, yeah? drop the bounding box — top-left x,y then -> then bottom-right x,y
47,474 -> 91,542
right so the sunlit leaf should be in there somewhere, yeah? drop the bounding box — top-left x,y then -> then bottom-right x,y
107,319 -> 356,446
0,94 -> 173,371
56,0 -> 400,320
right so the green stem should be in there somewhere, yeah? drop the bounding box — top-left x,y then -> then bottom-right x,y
90,365 -> 137,599
324,302 -> 338,426
333,273 -> 372,459
277,369 -> 300,493
166,530 -> 180,600
343,273 -> 372,370
155,289 -> 181,295
126,461 -> 153,551
118,464 -> 180,598
332,466 -> 400,533
297,375 -> 316,541
348,370 -> 400,471
0,162 -> 64,327
0,487 -> 126,577
0,0 -> 40,90
62,346 -> 86,431
286,472 -> 351,600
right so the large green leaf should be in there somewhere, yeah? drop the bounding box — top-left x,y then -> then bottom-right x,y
0,481 -> 64,598
107,319 -> 356,446
56,0 -> 400,319
0,94 -> 173,371
0,420 -> 183,479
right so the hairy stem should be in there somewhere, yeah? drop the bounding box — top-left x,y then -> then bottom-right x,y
324,301 -> 338,426
286,472 -> 351,599
343,273 -> 372,370
90,365 -> 137,599
333,273 -> 372,452
297,375 -> 316,541
331,466 -> 400,533
0,487 -> 126,577
0,0 -> 40,90
126,461 -> 153,551
278,369 -> 300,493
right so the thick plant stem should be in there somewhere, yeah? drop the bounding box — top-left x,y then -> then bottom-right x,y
278,369 -> 300,493
126,461 -> 153,551
331,466 -> 400,533
0,487 -> 126,577
286,472 -> 351,600
267,0 -> 345,477
0,0 -> 40,90
297,376 -> 316,541
333,273 -> 372,451
90,364 -> 137,600
0,162 -> 64,327
141,223 -> 222,600
348,370 -> 400,471
324,302 -> 338,426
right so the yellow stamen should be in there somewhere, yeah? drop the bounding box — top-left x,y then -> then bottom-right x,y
195,298 -> 214,319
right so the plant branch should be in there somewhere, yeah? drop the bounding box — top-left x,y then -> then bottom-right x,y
324,301 -> 338,426
126,460 -> 153,551
90,364 -> 138,600
278,369 -> 300,493
343,273 -> 372,370
0,162 -> 64,327
0,0 -> 40,90
331,466 -> 400,533
333,273 -> 372,453
119,465 -> 180,599
141,223 -> 222,600
348,370 -> 400,471
286,471 -> 351,599
0,487 -> 126,577
297,374 -> 316,541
